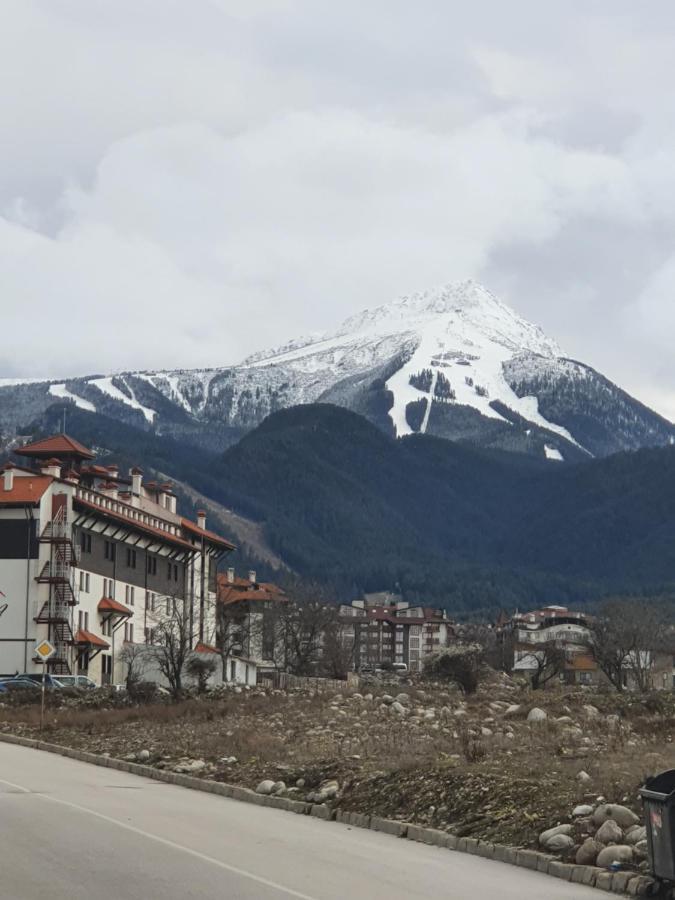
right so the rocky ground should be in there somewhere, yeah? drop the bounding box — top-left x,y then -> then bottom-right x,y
2,673 -> 672,881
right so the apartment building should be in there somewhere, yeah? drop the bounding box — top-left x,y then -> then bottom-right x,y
498,605 -> 597,684
339,593 -> 453,673
0,433 -> 234,684
216,568 -> 287,678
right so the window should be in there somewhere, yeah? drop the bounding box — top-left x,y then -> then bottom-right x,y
125,585 -> 135,606
79,571 -> 85,591
124,622 -> 134,642
126,548 -> 136,569
166,598 -> 171,616
147,556 -> 157,576
104,540 -> 116,562
80,532 -> 91,554
173,564 -> 179,582
86,573 -> 90,593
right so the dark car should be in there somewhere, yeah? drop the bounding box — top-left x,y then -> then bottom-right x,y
0,678 -> 42,693
16,673 -> 64,689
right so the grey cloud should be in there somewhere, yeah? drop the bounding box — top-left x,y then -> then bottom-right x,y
1,0 -> 674,418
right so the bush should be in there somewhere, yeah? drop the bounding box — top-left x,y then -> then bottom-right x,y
423,644 -> 484,694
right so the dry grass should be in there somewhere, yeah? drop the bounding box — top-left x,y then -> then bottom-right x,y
3,677 -> 675,847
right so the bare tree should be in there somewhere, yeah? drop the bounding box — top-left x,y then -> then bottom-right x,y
519,641 -> 567,690
320,616 -> 356,679
118,641 -> 149,693
589,598 -> 674,692
216,598 -> 257,680
186,655 -> 218,694
149,596 -> 192,700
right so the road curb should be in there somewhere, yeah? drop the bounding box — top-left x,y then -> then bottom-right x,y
0,732 -> 656,897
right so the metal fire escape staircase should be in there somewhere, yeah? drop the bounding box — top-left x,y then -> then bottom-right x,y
35,505 -> 79,675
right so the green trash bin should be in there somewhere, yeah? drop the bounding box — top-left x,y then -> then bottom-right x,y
640,769 -> 675,881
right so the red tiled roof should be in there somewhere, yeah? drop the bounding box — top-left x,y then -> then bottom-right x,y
75,496 -> 196,552
217,575 -> 287,605
98,596 -> 133,617
181,517 -> 235,551
194,641 -> 219,654
0,474 -> 53,506
15,433 -> 95,459
74,628 -> 110,649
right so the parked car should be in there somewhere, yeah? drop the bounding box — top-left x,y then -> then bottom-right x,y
0,678 -> 41,692
392,663 -> 408,675
17,673 -> 64,689
54,675 -> 97,690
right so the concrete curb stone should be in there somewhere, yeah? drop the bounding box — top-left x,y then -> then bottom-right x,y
0,732 -> 651,897
369,816 -> 407,837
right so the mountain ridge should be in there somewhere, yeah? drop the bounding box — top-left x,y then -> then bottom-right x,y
1,279 -> 673,460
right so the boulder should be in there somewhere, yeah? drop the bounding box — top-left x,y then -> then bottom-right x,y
573,804 -> 594,818
256,780 -> 276,795
395,693 -> 410,705
576,838 -> 602,866
503,704 -> 521,717
626,826 -> 647,845
539,823 -> 573,848
582,704 -> 600,719
391,701 -> 407,715
381,695 -> 394,705
595,819 -> 624,844
576,770 -> 591,785
271,781 -> 286,795
634,840 -> 649,860
593,804 -> 640,829
547,833 -> 575,852
527,707 -> 547,723
596,845 -> 634,867
137,749 -> 150,762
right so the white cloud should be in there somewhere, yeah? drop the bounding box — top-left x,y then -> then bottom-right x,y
0,110 -> 645,378
1,1 -> 675,418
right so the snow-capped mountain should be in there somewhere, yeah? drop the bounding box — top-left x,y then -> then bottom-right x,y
1,280 -> 673,461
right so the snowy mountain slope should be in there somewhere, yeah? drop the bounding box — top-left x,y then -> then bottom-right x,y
1,279 -> 673,460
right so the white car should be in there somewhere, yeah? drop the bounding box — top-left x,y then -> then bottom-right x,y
54,675 -> 97,690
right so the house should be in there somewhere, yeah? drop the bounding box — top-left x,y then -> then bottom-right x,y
0,434 -> 234,684
216,568 -> 287,678
339,593 -> 453,673
498,606 -> 598,685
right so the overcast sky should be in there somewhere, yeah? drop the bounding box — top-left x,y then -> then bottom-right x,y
3,1 -> 675,418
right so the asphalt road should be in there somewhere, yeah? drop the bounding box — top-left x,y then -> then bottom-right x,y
0,741 -> 601,900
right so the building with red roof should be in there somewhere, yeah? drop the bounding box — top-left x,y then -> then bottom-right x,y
0,434 -> 235,684
339,593 -> 453,673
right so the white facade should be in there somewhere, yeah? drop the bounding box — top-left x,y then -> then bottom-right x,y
0,439 -> 233,684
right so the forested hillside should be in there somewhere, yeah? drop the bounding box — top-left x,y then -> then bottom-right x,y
11,402 -> 675,613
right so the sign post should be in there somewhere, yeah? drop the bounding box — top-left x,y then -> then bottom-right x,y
34,640 -> 56,732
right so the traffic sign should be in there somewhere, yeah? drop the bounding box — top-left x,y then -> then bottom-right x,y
35,640 -> 56,662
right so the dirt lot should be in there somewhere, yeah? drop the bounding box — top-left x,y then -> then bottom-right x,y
1,674 -> 671,866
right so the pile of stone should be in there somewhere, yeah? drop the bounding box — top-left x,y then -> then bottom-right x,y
539,802 -> 647,873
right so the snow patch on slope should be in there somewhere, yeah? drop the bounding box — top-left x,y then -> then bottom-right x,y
49,383 -> 96,412
89,377 -> 156,423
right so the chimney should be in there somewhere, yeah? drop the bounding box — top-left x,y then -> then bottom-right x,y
106,465 -> 119,480
248,569 -> 257,585
227,567 -> 235,584
130,467 -> 143,496
197,509 -> 206,529
41,458 -> 62,479
101,481 -> 119,500
3,468 -> 14,492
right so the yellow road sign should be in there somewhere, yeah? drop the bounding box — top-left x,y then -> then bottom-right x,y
35,640 -> 56,661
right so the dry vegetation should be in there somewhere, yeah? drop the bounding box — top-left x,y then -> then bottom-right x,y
1,675 -> 672,857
